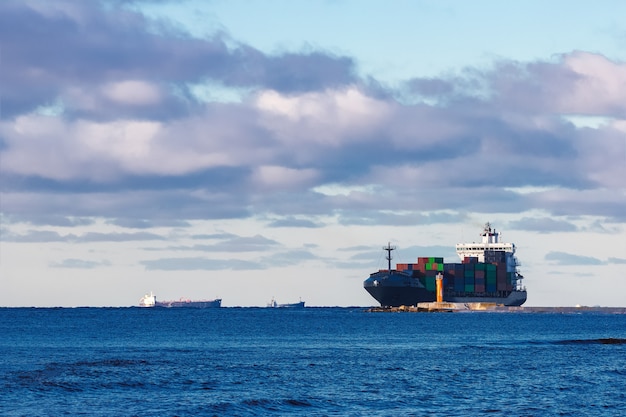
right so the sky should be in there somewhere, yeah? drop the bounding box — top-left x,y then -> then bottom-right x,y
0,0 -> 625,307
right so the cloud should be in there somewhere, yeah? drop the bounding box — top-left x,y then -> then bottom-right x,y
266,217 -> 322,228
545,251 -> 604,266
607,257 -> 626,264
141,257 -> 264,271
140,246 -> 320,271
1,0 -> 625,229
50,259 -> 112,269
0,1 -> 357,120
4,229 -> 165,243
508,217 -> 579,233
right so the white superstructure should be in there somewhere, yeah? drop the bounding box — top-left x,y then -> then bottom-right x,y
455,223 -> 524,290
139,291 -> 156,307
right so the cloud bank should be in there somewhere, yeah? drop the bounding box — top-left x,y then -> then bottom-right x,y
1,1 -> 624,230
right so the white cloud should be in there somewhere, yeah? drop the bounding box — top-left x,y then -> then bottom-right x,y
102,80 -> 163,106
252,165 -> 319,191
559,52 -> 626,115
255,87 -> 391,146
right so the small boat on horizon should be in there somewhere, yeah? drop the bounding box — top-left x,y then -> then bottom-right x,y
266,297 -> 305,308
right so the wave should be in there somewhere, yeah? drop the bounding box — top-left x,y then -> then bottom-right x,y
555,338 -> 626,345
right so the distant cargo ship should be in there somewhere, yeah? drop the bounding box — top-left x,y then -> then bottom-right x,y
363,223 -> 527,307
267,297 -> 305,308
139,292 -> 222,308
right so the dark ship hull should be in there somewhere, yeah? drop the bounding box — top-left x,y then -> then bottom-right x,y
364,271 -> 432,307
364,271 -> 527,307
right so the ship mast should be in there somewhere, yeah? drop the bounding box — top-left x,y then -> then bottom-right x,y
384,242 -> 396,271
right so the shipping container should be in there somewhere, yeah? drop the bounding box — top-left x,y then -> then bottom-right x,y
424,276 -> 436,291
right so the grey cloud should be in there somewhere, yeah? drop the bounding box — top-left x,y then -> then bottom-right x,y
107,218 -> 191,229
5,230 -> 76,243
77,231 -> 165,242
267,217 -> 322,228
608,257 -> 626,264
141,257 -> 263,271
4,229 -> 164,243
1,1 -> 625,227
50,258 -> 112,269
191,233 -> 238,240
261,249 -> 320,267
545,251 -> 604,265
0,1 -> 357,119
508,218 -> 579,233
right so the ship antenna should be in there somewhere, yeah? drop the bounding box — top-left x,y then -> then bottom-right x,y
383,242 -> 396,271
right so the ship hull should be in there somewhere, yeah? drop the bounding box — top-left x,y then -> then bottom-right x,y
276,302 -> 305,308
364,271 -> 432,307
364,272 -> 527,307
446,291 -> 527,306
365,284 -> 527,307
155,299 -> 222,308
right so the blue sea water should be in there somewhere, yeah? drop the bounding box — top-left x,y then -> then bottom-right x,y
1,308 -> 625,416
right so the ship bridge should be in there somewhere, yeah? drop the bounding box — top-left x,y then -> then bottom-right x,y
455,223 -> 519,272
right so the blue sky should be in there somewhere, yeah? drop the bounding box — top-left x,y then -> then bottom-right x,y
0,0 -> 625,307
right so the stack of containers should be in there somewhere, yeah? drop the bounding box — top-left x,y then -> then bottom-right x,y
395,253 -> 515,295
443,263 -> 462,291
497,263 -> 508,291
464,264 -> 474,293
486,263 -> 497,292
408,257 -> 442,291
474,263 -> 485,293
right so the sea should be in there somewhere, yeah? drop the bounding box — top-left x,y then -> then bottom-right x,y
1,307 -> 625,417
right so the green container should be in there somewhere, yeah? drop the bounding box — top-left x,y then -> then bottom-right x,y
425,276 -> 436,291
464,284 -> 475,293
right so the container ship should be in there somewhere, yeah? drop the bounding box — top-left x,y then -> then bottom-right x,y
363,223 -> 527,307
139,292 -> 222,308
